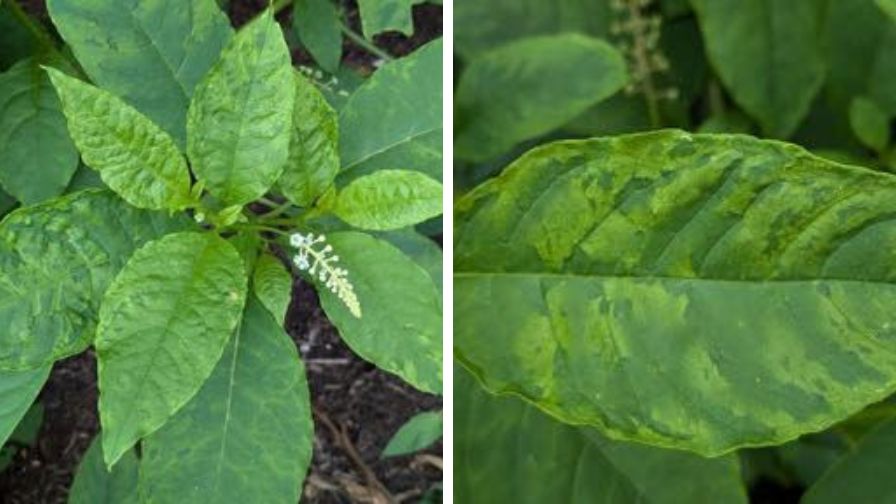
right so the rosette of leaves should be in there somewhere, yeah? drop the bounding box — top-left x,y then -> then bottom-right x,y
0,1 -> 442,500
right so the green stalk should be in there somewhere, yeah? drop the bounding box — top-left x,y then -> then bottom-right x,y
340,22 -> 393,61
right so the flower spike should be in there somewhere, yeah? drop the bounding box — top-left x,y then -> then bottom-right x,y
289,232 -> 361,318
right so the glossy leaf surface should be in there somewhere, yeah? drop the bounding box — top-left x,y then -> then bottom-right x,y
47,69 -> 193,211
187,12 -> 294,206
47,0 -> 232,145
141,297 -> 312,504
455,34 -> 627,161
456,130 -> 896,455
0,190 -> 189,370
97,232 -> 247,466
319,232 -> 441,394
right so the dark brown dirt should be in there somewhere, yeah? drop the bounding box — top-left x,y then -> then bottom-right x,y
0,1 -> 442,503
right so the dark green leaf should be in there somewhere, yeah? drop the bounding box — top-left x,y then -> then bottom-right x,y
47,0 -> 232,146
456,130 -> 896,456
96,232 -> 247,466
187,11 -> 294,206
849,97 -> 890,153
0,60 -> 78,204
69,436 -> 139,504
339,39 -> 441,175
0,367 -> 48,447
293,0 -> 343,73
691,0 -> 825,137
0,190 -> 190,370
455,34 -> 627,161
456,366 -> 747,503
140,296 -> 312,503
357,0 -> 424,37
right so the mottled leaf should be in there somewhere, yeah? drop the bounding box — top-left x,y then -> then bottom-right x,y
455,34 -> 627,162
253,253 -> 292,325
454,0 -> 611,60
0,367 -> 48,447
803,417 -> 896,503
187,11 -> 294,206
293,0 -> 342,73
140,296 -> 312,503
46,69 -> 193,211
0,60 -> 78,204
277,72 -> 339,207
691,0 -> 824,137
0,190 -> 190,370
456,366 -> 747,503
339,128 -> 441,183
339,39 -> 441,175
47,0 -> 232,145
333,170 -> 442,230
849,97 -> 890,153
377,229 -> 442,291
382,410 -> 442,457
69,436 -> 139,504
97,232 -> 247,466
319,232 -> 441,393
456,130 -> 896,456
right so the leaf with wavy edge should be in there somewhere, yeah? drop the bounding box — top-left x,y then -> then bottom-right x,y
187,11 -> 294,206
333,170 -> 442,230
456,130 -> 896,456
97,231 -> 247,467
456,365 -> 747,502
47,69 -> 193,211
252,253 -> 292,325
0,190 -> 190,370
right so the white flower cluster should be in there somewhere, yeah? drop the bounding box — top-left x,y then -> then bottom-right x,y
290,232 -> 362,318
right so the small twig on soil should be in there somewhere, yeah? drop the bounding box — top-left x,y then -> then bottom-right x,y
413,454 -> 443,471
314,407 -> 395,504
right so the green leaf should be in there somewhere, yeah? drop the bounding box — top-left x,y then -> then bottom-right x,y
455,130 -> 896,456
339,39 -> 441,175
454,0 -> 611,60
0,190 -> 190,370
333,170 -> 442,230
0,60 -> 78,204
455,34 -> 627,162
382,410 -> 442,457
187,11 -> 295,206
0,4 -> 36,71
319,232 -> 441,393
140,296 -> 312,503
357,0 -> 422,37
46,69 -> 194,211
849,97 -> 890,153
96,231 -> 247,466
456,366 -> 748,503
253,253 -> 292,325
690,0 -> 825,138
803,417 -> 896,503
293,0 -> 343,73
69,436 -> 139,504
277,72 -> 339,207
46,0 -> 232,146
825,0 -> 896,117
377,229 -> 442,291
0,367 -> 48,447
339,128 -> 441,184
0,401 -> 44,470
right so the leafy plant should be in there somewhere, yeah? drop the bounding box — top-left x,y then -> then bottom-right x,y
455,0 -> 896,500
0,0 -> 441,500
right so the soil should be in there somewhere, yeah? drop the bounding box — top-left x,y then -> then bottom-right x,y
0,1 -> 442,503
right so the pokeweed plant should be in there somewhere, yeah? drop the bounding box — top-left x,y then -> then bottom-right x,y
0,1 -> 442,501
455,0 -> 896,501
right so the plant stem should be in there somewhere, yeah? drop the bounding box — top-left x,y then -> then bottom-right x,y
231,223 -> 289,236
270,0 -> 293,14
259,201 -> 293,220
340,22 -> 393,61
